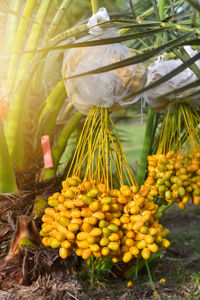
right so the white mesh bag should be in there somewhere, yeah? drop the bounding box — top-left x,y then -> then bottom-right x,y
144,47 -> 200,112
62,8 -> 147,114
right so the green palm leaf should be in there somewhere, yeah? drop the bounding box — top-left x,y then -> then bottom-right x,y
187,0 -> 200,13
24,27 -> 169,54
64,31 -> 194,79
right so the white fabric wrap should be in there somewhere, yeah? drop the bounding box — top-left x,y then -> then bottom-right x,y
87,7 -> 110,35
62,8 -> 146,114
144,47 -> 200,112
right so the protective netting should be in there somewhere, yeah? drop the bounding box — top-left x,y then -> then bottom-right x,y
62,8 -> 146,114
144,47 -> 200,112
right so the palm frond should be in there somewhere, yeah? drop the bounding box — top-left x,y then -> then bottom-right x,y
187,0 -> 200,13
64,31 -> 194,80
20,27 -> 169,54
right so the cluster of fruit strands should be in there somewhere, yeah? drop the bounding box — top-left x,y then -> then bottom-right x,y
40,107 -> 170,263
145,104 -> 200,210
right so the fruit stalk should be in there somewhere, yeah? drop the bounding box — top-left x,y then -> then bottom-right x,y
137,107 -> 156,186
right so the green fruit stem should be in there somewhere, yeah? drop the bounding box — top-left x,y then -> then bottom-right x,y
91,0 -> 98,14
5,0 -> 22,53
0,119 -> 17,193
137,107 -> 156,186
42,112 -> 83,180
16,0 -> 51,86
6,0 -> 37,93
124,251 -> 161,279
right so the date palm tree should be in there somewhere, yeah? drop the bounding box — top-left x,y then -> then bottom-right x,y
0,0 -> 199,193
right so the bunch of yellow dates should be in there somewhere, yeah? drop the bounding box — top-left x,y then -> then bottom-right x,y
40,177 -> 170,262
146,150 -> 200,210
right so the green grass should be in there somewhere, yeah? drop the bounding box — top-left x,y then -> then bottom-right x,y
170,229 -> 200,250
